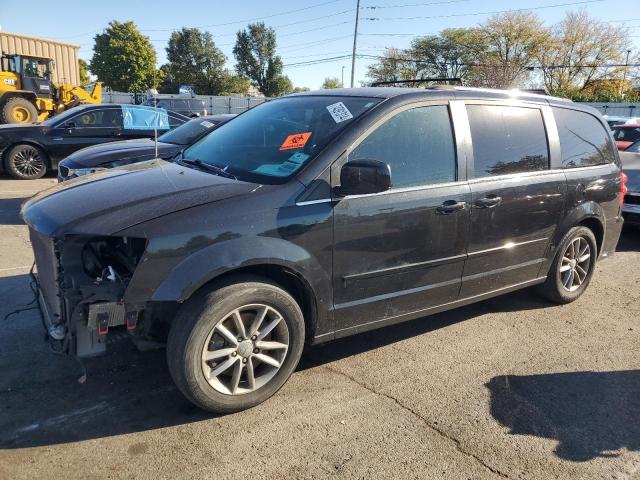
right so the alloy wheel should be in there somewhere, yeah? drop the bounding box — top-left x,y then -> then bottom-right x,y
13,147 -> 45,178
560,236 -> 592,292
201,304 -> 289,395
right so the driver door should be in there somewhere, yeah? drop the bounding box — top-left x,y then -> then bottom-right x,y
47,107 -> 124,163
332,103 -> 471,333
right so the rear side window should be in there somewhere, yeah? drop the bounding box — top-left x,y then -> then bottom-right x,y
467,104 -> 549,177
553,107 -> 616,168
349,105 -> 456,188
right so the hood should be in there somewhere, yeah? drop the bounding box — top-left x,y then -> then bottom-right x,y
621,151 -> 640,193
616,140 -> 634,151
22,159 -> 260,236
61,139 -> 180,169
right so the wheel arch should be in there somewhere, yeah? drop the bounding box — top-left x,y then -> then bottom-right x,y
2,141 -> 51,170
0,91 -> 39,105
199,264 -> 319,341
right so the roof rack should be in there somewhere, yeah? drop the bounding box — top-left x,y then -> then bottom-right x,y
370,78 -> 463,88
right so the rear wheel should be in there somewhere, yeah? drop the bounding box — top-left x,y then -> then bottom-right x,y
5,144 -> 48,179
167,277 -> 305,413
537,226 -> 598,304
0,97 -> 38,124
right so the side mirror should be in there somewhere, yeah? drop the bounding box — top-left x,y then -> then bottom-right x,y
338,159 -> 391,196
63,121 -> 76,130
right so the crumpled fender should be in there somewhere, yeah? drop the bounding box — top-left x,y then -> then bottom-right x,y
124,235 -> 331,311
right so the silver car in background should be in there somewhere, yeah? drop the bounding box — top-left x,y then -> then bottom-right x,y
621,140 -> 640,225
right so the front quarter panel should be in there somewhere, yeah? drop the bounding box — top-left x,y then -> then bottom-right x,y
119,185 -> 334,336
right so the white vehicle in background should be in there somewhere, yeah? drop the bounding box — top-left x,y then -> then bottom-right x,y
604,115 -> 640,129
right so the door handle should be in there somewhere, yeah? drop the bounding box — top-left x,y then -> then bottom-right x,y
436,200 -> 467,214
475,195 -> 502,208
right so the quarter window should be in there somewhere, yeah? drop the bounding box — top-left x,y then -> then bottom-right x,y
553,107 -> 616,168
348,105 -> 456,188
467,104 -> 549,177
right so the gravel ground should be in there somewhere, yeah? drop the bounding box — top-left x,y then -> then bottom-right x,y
0,177 -> 639,480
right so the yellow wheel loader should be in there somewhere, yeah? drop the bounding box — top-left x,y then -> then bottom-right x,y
0,53 -> 102,124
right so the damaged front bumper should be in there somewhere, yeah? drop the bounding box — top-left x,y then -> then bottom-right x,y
30,228 -> 148,357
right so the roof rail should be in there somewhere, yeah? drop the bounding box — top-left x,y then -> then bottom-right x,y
370,78 -> 463,88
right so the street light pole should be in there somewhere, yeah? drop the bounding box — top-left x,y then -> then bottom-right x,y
350,0 -> 360,88
623,49 -> 632,83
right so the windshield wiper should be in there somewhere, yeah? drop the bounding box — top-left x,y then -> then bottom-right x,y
178,158 -> 237,180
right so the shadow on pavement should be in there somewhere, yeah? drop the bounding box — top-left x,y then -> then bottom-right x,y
0,197 -> 27,226
487,370 -> 640,462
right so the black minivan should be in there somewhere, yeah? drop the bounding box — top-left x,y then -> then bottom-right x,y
22,87 -> 625,413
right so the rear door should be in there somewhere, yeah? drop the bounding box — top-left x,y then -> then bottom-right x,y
460,102 -> 566,298
332,102 -> 471,333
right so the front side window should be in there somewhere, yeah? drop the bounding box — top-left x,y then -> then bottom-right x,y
22,57 -> 49,79
69,108 -> 122,128
554,107 -> 616,168
183,96 -> 381,183
467,104 -> 549,177
348,105 -> 456,188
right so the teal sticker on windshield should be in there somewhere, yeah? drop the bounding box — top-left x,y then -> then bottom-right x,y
287,152 -> 310,165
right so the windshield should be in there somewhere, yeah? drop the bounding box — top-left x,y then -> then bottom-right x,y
182,96 -> 381,183
159,117 -> 220,145
613,127 -> 640,143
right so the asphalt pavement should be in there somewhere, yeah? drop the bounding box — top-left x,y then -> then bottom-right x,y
0,177 -> 639,480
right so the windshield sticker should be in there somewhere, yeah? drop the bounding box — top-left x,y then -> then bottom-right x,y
326,102 -> 353,123
280,132 -> 312,151
287,152 -> 310,165
200,120 -> 214,128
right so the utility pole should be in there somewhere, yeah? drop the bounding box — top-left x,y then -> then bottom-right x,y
341,66 -> 345,88
622,49 -> 632,97
623,49 -> 632,83
350,0 -> 360,88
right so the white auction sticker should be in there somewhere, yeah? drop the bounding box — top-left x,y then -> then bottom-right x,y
200,120 -> 214,128
326,102 -> 353,123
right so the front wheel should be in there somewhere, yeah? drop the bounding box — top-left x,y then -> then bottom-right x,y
537,226 -> 598,304
5,144 -> 48,179
167,277 -> 305,413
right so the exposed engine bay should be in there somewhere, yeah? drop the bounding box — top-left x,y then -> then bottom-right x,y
31,232 -> 169,357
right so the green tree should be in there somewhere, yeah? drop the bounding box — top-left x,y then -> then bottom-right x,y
408,28 -> 476,81
366,47 -> 418,85
160,28 -> 233,95
233,22 -> 291,97
466,12 -> 551,89
78,59 -> 91,85
538,11 -> 633,94
322,77 -> 342,89
91,21 -> 159,92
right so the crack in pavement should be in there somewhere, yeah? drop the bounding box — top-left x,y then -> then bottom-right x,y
323,364 -> 511,479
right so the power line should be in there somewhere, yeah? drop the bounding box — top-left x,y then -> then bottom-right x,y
369,0 -> 606,21
363,0 -> 471,9
57,0 -> 350,38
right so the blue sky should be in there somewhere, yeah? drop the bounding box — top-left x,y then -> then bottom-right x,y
1,0 -> 638,90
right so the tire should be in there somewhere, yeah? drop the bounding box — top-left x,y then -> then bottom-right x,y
167,276 -> 305,413
5,144 -> 48,180
1,97 -> 38,124
537,226 -> 598,304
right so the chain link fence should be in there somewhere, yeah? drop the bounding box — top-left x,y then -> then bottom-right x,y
101,91 -> 268,114
579,102 -> 640,117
